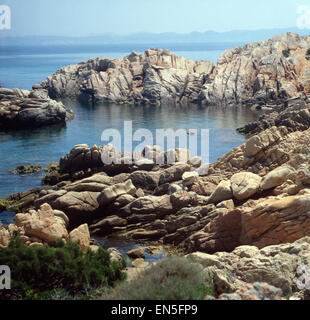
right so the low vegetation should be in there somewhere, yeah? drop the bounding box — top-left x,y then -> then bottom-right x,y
103,256 -> 213,300
0,199 -> 20,212
0,237 -> 126,300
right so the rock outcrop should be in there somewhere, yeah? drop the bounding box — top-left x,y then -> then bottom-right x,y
37,49 -> 214,105
238,97 -> 310,136
1,203 -> 90,251
0,87 -> 74,129
188,237 -> 310,299
36,33 -> 310,106
206,282 -> 283,300
200,33 -> 310,105
4,125 -> 310,256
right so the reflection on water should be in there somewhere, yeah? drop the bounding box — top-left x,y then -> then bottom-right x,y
0,101 -> 261,257
0,101 -> 261,199
95,237 -> 167,266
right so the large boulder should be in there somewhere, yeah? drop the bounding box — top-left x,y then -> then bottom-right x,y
69,224 -> 90,251
208,180 -> 233,204
121,195 -> 173,218
90,215 -> 127,235
241,193 -> 310,248
230,172 -> 262,200
51,191 -> 100,225
129,171 -> 160,190
182,171 -> 199,187
97,180 -> 136,206
15,203 -> 68,245
260,166 -> 295,190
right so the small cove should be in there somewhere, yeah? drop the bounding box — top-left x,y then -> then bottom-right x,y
0,43 -> 261,262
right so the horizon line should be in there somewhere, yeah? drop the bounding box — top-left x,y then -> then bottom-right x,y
0,26 -> 308,39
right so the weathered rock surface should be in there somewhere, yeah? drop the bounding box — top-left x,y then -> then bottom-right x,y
0,222 -> 10,247
68,223 -> 90,251
37,49 -> 214,105
200,33 -> 310,105
0,87 -> 74,129
208,180 -> 233,204
97,180 -> 136,206
6,124 -> 310,255
241,193 -> 310,248
126,247 -> 145,259
230,172 -> 262,201
238,98 -> 310,136
188,237 -> 310,298
206,282 -> 283,300
1,203 -> 92,251
36,33 -> 310,107
15,203 -> 68,245
260,166 -> 295,190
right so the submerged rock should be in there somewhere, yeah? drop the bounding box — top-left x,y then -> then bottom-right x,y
9,165 -> 44,175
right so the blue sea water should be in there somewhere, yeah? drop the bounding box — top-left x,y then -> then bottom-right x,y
0,42 -> 260,226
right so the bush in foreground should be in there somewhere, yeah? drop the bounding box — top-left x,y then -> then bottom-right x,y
104,256 -> 213,300
0,237 -> 126,300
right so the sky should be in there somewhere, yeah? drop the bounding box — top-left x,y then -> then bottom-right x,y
1,0 -> 310,36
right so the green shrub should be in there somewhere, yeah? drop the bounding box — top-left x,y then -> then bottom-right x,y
104,256 -> 213,300
307,49 -> 310,56
0,237 -> 126,299
0,199 -> 20,212
282,49 -> 290,58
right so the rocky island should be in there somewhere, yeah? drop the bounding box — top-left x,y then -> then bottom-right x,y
0,87 -> 74,129
35,33 -> 310,107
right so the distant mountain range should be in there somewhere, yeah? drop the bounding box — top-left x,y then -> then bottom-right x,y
1,27 -> 310,46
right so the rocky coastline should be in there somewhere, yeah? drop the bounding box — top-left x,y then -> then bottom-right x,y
33,33 -> 310,107
2,33 -> 310,299
0,87 -> 74,129
1,110 -> 310,298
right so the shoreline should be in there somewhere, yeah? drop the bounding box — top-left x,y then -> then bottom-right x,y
1,33 -> 310,299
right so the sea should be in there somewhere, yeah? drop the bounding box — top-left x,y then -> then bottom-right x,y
0,42 -> 261,230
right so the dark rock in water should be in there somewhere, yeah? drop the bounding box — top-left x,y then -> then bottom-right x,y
237,98 -> 310,136
9,165 -> 44,175
0,87 -> 74,129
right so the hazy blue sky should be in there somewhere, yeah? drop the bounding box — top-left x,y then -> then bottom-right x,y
2,0 -> 310,36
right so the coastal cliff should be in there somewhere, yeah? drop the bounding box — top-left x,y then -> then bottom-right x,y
36,33 -> 310,106
200,32 -> 310,105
